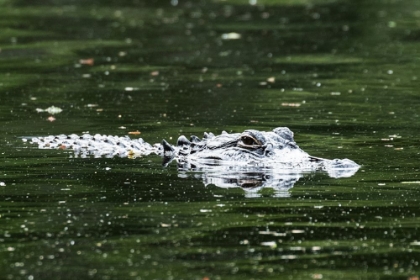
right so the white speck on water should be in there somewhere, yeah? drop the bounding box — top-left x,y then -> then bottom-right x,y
36,106 -> 63,114
290,246 -> 304,251
388,21 -> 396,28
221,32 -> 241,40
281,255 -> 297,259
200,209 -> 212,213
260,241 -> 277,248
125,87 -> 138,91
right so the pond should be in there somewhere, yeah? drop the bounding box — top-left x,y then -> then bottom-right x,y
1,0 -> 420,279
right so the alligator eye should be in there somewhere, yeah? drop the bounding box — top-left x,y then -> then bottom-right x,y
238,135 -> 261,148
241,136 -> 256,146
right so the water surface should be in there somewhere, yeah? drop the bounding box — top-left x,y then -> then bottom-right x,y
1,0 -> 420,279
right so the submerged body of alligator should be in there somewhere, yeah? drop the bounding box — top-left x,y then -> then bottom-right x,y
27,127 -> 360,196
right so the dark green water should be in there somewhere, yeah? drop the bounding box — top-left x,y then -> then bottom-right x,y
1,0 -> 420,279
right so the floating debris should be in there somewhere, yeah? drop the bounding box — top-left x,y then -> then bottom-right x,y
0,182 -> 5,187
281,103 -> 301,107
258,231 -> 286,237
260,241 -> 277,248
36,106 -> 63,114
221,32 -> 241,40
79,58 -> 94,66
47,116 -> 56,122
125,87 -> 138,91
389,134 -> 402,138
128,131 -> 141,135
281,255 -> 297,259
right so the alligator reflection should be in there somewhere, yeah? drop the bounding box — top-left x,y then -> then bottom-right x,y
176,163 -> 359,198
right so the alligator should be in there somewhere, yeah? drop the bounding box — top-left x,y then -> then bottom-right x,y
159,127 -> 359,176
27,127 -> 360,193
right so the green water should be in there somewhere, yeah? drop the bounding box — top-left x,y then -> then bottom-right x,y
1,0 -> 420,279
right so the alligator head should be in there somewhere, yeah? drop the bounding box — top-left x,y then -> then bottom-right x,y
160,127 -> 360,177
162,127 -> 300,162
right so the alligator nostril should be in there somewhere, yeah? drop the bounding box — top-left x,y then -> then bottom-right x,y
264,143 -> 274,156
